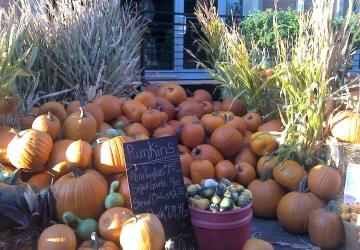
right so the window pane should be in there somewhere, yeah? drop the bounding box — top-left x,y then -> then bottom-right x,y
226,0 -> 243,17
263,0 -> 297,10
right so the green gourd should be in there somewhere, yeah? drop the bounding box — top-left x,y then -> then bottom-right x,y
220,197 -> 234,211
62,211 -> 98,242
242,189 -> 253,199
189,197 -> 210,210
104,180 -> 125,209
186,184 -> 201,197
237,195 -> 251,208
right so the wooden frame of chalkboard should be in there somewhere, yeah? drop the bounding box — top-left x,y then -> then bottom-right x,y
124,135 -> 197,250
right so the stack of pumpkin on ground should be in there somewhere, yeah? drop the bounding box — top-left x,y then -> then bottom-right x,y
0,82 -> 343,249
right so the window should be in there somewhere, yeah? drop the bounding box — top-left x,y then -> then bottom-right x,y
263,0 -> 296,10
226,0 -> 243,17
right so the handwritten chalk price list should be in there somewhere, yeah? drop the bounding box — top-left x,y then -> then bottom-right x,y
124,136 -> 197,250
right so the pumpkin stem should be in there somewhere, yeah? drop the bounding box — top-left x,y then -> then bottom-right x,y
46,111 -> 53,121
260,167 -> 273,181
79,107 -> 85,118
298,176 -> 309,193
7,168 -> 22,185
193,148 -> 201,156
9,128 -> 20,138
192,115 -> 199,124
168,87 -> 175,93
109,181 -> 120,194
62,211 -> 79,228
96,137 -> 109,144
70,167 -> 84,177
90,232 -> 100,249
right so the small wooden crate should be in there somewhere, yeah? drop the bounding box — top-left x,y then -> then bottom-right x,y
343,220 -> 360,250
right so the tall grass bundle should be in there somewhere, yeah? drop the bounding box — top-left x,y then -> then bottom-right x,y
274,0 -> 358,166
19,0 -> 146,102
189,1 -> 279,116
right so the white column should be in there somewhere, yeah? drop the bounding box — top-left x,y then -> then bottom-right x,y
336,0 -> 345,16
243,0 -> 261,15
297,0 -> 305,11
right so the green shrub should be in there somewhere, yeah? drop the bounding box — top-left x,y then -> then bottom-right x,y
240,9 -> 299,56
334,13 -> 360,51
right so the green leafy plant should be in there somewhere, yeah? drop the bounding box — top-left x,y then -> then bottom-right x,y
189,1 -> 280,116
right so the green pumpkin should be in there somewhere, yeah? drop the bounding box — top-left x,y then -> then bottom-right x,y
62,211 -> 98,242
219,197 -> 234,211
104,180 -> 125,209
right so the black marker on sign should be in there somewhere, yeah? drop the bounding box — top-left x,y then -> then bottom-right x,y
124,136 -> 197,250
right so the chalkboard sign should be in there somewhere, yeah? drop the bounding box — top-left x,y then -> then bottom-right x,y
124,136 -> 197,250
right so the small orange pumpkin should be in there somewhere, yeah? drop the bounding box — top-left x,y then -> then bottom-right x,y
65,140 -> 92,169
93,95 -> 122,121
190,159 -> 215,184
157,83 -> 187,105
273,160 -> 307,191
84,103 -> 105,127
78,232 -> 120,250
62,108 -> 97,142
215,160 -> 237,181
66,100 -> 81,116
155,96 -> 176,120
141,108 -> 168,130
32,112 -> 61,139
180,117 -> 205,149
191,144 -> 224,165
153,121 -> 176,138
243,112 -> 261,132
224,115 -> 247,135
176,100 -> 205,120
193,89 -> 212,102
256,155 -> 277,177
257,119 -> 283,132
235,162 -> 256,186
134,91 -> 157,109
38,101 -> 67,124
201,101 -> 214,114
125,123 -> 150,138
122,99 -> 147,123
210,125 -> 243,157
249,132 -> 278,156
28,172 -> 53,190
200,112 -> 225,134
37,224 -> 76,250
221,97 -> 246,116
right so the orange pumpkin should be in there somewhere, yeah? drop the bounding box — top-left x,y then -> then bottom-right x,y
66,100 -> 81,116
221,97 -> 247,116
0,126 -> 18,165
143,83 -> 161,94
277,186 -> 325,234
93,95 -> 122,121
94,136 -> 132,175
256,155 -> 277,177
155,96 -> 176,120
180,118 -> 205,149
120,213 -> 165,250
183,176 -> 193,185
20,113 -> 37,130
98,207 -> 132,242
191,144 -> 224,165
53,169 -> 108,219
257,119 -> 283,132
273,160 -> 307,191
46,139 -> 73,177
215,160 -> 237,181
62,108 -> 97,142
308,165 -> 342,200
200,112 -> 225,134
65,140 -> 92,169
180,151 -> 194,178
28,172 -> 53,190
32,112 -> 61,139
38,101 -> 67,124
38,224 -> 76,250
78,232 -> 120,250
119,175 -> 131,209
125,123 -> 150,138
308,208 -> 343,249
190,159 -> 215,184
213,101 -> 222,112
330,110 -> 360,143
179,115 -> 198,126
235,162 -> 256,186
84,103 -> 105,127
248,169 -> 285,218
141,109 -> 168,131
134,91 -> 157,109
201,101 -> 214,114
242,130 -> 253,146
153,122 -> 176,137
176,100 -> 205,120
234,147 -> 258,166
7,129 -> 53,173
224,115 -> 247,135
157,83 -> 187,105
122,100 -> 147,123
249,132 -> 278,156
210,125 -> 243,157
193,89 -> 212,102
243,112 -> 261,132
243,239 -> 274,250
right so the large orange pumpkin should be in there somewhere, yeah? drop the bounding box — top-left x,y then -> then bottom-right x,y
98,207 -> 133,242
200,112 -> 225,134
53,169 -> 108,219
78,232 -> 120,250
38,224 -> 76,250
191,144 -> 224,165
210,125 -> 243,157
46,139 -> 73,178
65,140 -> 92,169
120,213 -> 165,250
180,118 -> 205,149
330,111 -> 360,143
0,126 -> 18,165
94,136 -> 132,175
93,95 -> 122,121
273,160 -> 306,191
308,208 -> 343,249
190,159 -> 215,184
155,96 -> 176,120
7,129 -> 53,173
248,169 -> 285,218
221,97 -> 246,116
308,165 -> 342,200
256,155 -> 277,177
62,108 -> 97,142
38,101 -> 67,124
215,160 -> 237,181
235,162 -> 256,186
32,112 -> 61,139
249,132 -> 278,156
277,180 -> 325,234
28,172 -> 53,190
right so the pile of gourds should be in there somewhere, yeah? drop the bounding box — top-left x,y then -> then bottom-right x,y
0,83 -> 346,249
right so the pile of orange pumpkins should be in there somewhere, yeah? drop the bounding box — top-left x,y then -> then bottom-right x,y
0,83 -> 344,249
